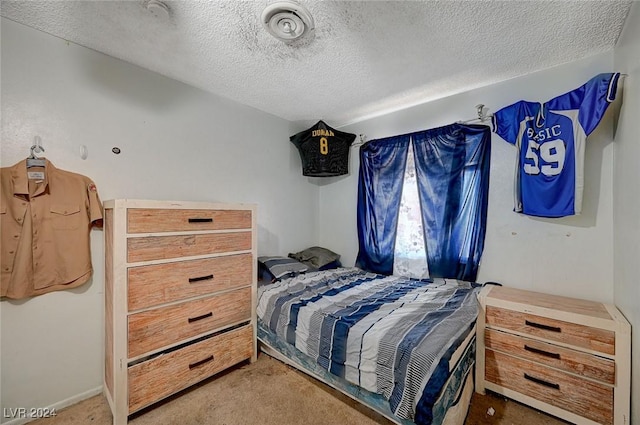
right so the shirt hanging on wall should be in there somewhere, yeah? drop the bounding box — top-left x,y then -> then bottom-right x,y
290,120 -> 356,177
0,159 -> 103,299
492,72 -> 621,218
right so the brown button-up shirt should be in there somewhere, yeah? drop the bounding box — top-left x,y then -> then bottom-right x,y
1,159 -> 102,299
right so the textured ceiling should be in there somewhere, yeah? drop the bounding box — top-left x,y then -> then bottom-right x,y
0,1 -> 633,127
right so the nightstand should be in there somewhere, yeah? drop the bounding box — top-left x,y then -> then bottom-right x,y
475,285 -> 630,425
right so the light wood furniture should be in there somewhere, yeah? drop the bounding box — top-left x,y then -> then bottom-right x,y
476,285 -> 631,425
104,199 -> 257,424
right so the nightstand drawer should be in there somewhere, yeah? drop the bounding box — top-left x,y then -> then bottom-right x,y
486,305 -> 615,355
485,328 -> 615,384
485,349 -> 613,425
128,254 -> 253,311
127,232 -> 252,262
127,209 -> 252,233
128,324 -> 253,413
127,287 -> 251,358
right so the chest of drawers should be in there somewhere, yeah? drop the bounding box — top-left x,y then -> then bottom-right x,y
103,200 -> 257,424
475,285 -> 630,425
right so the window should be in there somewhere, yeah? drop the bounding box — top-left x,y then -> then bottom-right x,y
393,139 -> 429,279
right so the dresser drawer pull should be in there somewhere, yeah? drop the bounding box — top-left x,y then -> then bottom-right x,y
189,274 -> 214,283
525,320 -> 561,333
189,355 -> 214,369
524,344 -> 561,359
524,373 -> 560,390
188,312 -> 213,323
188,218 -> 213,223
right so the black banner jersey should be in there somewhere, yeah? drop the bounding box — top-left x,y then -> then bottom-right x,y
290,120 -> 356,177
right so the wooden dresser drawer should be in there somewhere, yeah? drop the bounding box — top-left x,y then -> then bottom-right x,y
485,349 -> 613,425
484,328 -> 615,384
128,287 -> 251,358
486,305 -> 615,355
105,200 -> 257,424
128,324 -> 253,413
127,209 -> 252,233
128,254 -> 253,311
476,285 -> 630,425
127,231 -> 252,262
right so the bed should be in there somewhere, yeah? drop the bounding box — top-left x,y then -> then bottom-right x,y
256,267 -> 481,425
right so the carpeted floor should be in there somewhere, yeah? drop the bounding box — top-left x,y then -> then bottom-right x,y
31,353 -> 568,425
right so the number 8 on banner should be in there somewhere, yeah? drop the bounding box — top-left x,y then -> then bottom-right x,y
320,137 -> 328,155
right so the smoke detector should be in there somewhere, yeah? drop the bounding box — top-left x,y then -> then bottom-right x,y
261,1 -> 314,42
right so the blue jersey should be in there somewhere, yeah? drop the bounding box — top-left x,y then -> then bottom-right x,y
492,73 -> 620,217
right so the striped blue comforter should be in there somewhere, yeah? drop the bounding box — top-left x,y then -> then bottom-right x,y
257,267 -> 480,424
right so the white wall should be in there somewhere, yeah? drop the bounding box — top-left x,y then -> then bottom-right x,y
1,9 -> 635,423
613,2 -> 640,424
319,53 -> 617,303
0,18 -> 318,421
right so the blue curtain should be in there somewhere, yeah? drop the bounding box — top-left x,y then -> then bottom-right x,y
356,135 -> 411,275
356,123 -> 491,281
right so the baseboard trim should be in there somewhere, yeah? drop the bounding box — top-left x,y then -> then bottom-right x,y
1,386 -> 103,425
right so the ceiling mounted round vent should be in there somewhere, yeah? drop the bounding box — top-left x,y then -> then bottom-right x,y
261,1 -> 314,42
143,0 -> 170,20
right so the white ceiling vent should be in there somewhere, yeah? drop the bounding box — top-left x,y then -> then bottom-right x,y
143,0 -> 170,20
261,1 -> 314,42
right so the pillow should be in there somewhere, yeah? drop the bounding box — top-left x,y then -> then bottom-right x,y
288,246 -> 341,270
258,256 -> 309,281
317,260 -> 342,271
